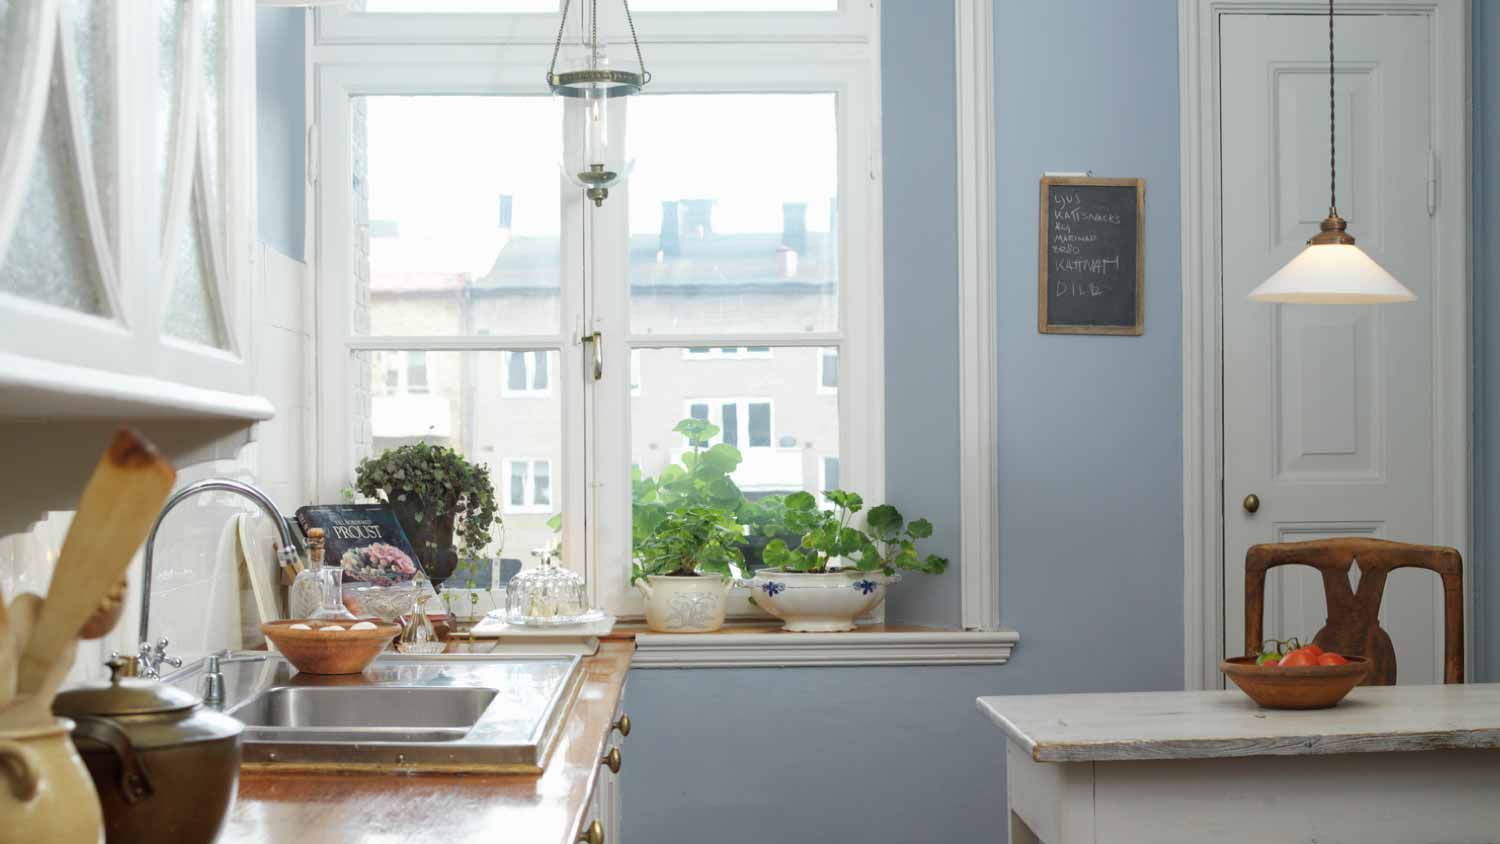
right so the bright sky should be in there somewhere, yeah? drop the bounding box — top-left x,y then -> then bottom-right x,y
363,92 -> 838,273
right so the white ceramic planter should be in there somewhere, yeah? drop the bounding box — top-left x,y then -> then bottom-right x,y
636,574 -> 731,632
743,568 -> 899,632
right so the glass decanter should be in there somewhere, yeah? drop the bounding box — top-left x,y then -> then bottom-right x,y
308,565 -> 357,622
397,593 -> 444,654
289,527 -> 356,621
504,547 -> 592,625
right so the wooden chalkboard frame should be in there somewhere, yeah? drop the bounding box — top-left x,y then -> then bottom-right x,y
1037,176 -> 1145,336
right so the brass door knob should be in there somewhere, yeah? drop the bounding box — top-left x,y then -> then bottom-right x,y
1243,494 -> 1260,514
602,746 -> 622,774
578,819 -> 604,844
613,713 -> 631,737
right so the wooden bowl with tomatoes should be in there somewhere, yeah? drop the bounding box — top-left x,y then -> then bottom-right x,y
1220,644 -> 1370,710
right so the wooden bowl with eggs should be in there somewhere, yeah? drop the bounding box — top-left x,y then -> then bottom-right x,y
260,619 -> 402,675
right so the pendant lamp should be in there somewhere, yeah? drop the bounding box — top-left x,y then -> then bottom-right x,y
1247,0 -> 1415,304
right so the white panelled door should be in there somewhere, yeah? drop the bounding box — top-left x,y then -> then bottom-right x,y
1220,14 -> 1442,682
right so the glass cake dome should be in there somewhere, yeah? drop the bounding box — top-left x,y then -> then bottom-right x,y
504,547 -> 594,626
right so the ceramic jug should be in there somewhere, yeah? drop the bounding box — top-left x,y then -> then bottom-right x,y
0,717 -> 104,844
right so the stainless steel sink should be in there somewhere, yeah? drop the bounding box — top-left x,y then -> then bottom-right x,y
169,653 -> 583,773
230,686 -> 499,742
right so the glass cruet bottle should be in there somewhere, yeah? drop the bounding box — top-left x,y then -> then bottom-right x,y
397,593 -> 443,654
292,527 -> 356,621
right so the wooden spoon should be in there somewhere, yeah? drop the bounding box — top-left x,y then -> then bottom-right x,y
14,429 -> 175,697
0,593 -> 74,731
0,594 -> 12,706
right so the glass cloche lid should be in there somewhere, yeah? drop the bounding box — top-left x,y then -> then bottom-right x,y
504,547 -> 595,626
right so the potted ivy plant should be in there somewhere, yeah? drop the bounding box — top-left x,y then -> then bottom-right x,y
746,490 -> 948,631
630,418 -> 748,632
354,442 -> 501,590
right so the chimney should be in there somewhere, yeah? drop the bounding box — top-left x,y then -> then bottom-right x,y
781,202 -> 808,256
682,199 -> 714,239
659,201 -> 680,257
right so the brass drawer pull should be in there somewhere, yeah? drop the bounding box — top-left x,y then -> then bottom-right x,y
578,819 -> 604,844
601,746 -> 622,774
613,713 -> 631,737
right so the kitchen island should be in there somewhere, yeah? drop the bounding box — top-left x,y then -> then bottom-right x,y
978,684 -> 1500,843
219,640 -> 632,844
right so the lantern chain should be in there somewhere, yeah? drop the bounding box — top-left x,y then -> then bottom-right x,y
547,0 -> 573,85
622,0 -> 650,84
545,0 -> 649,87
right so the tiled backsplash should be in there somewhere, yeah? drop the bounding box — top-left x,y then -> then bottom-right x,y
0,245 -> 311,684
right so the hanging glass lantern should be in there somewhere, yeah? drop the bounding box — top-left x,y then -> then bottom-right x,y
548,0 -> 650,208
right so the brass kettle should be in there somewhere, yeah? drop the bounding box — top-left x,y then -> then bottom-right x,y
52,657 -> 242,844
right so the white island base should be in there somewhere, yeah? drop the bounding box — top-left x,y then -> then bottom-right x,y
980,685 -> 1500,844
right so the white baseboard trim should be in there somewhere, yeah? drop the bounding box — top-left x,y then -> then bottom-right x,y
632,628 -> 1020,669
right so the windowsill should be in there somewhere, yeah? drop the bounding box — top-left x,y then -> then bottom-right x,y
613,623 -> 1020,668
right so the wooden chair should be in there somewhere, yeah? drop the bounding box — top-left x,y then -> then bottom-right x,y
1244,538 -> 1464,685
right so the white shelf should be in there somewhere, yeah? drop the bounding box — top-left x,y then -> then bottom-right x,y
0,352 -> 274,421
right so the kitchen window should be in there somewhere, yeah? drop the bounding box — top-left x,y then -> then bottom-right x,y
313,4 -> 882,620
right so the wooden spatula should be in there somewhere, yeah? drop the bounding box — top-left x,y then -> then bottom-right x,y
14,429 -> 175,696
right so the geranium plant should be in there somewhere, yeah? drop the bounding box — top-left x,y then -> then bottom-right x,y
762,490 -> 948,576
630,418 -> 748,583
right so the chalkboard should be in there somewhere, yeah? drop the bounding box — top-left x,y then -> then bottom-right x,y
1037,176 -> 1144,335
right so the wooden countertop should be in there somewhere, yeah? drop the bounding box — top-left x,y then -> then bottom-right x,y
220,641 -> 633,844
979,683 -> 1500,763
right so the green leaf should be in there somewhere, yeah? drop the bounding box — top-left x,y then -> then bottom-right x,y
866,504 -> 903,539
700,443 -> 743,474
906,518 -> 933,539
784,491 -> 817,511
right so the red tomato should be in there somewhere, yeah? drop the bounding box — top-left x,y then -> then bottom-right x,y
1317,652 -> 1348,666
1279,651 -> 1317,668
1302,644 -> 1325,657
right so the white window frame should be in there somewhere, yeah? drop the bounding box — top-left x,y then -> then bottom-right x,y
681,346 -> 774,361
313,2 -> 874,47
503,457 -> 554,515
501,350 -> 552,397
310,4 -> 894,632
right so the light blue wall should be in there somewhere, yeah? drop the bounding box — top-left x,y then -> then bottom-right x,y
621,2 -> 1182,843
1474,2 -> 1498,683
256,7 -> 305,261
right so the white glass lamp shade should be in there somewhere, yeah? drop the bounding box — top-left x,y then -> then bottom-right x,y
1248,242 -> 1416,304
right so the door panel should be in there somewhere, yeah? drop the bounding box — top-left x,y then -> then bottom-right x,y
1221,13 -> 1440,684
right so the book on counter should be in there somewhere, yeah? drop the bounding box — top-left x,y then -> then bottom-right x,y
294,504 -> 419,582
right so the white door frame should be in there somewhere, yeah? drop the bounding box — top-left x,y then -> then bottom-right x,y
1179,0 -> 1472,690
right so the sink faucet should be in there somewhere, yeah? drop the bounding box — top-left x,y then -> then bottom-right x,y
135,479 -> 300,678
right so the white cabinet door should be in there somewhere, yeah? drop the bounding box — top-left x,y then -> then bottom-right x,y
1220,14 -> 1442,682
0,0 -> 262,415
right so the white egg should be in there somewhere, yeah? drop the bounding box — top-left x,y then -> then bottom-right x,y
320,625 -> 345,632
350,621 -> 378,630
288,623 -> 312,630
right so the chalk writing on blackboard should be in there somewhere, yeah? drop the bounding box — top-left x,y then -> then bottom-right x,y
1037,177 -> 1144,335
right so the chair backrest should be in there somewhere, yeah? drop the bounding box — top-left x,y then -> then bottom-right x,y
1243,538 -> 1464,685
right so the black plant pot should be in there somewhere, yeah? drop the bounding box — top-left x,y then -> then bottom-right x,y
391,499 -> 459,589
